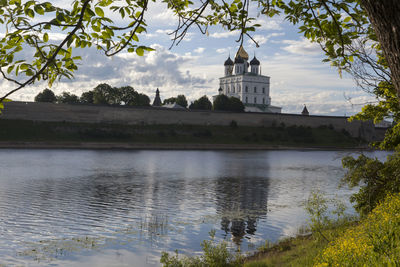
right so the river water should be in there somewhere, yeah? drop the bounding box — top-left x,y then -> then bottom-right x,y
0,149 -> 388,266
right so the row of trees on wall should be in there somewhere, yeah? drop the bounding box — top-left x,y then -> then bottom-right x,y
35,84 -> 245,112
34,83 -> 151,106
162,94 -> 244,112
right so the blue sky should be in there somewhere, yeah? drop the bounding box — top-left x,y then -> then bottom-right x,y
0,1 -> 375,116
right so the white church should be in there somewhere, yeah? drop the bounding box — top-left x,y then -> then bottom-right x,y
216,46 -> 282,113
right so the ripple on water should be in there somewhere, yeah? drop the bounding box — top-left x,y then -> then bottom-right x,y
0,149 -> 390,266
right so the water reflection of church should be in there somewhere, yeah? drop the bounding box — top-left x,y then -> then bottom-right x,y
215,170 -> 270,245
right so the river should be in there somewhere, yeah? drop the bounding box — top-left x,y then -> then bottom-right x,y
0,149 -> 388,266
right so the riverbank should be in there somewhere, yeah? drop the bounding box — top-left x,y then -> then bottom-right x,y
0,141 -> 373,150
244,193 -> 400,266
0,119 -> 368,150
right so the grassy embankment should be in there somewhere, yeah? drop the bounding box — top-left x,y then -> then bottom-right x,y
0,119 -> 364,148
161,193 -> 400,266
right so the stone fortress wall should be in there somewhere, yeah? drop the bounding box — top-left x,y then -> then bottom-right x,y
1,101 -> 384,141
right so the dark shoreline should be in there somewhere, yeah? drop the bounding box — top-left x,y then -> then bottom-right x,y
0,141 -> 374,151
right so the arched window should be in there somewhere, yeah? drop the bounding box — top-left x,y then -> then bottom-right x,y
245,96 -> 248,103
254,97 -> 257,104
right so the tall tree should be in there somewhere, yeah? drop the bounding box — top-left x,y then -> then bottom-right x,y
80,90 -> 94,104
56,91 -> 80,104
176,95 -> 188,108
359,0 -> 400,95
34,88 -> 56,103
92,83 -> 119,105
189,95 -> 212,110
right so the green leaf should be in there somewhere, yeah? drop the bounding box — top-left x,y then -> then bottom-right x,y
26,8 -> 35,18
34,5 -> 45,15
136,47 -> 144,56
95,7 -> 104,17
43,32 -> 49,42
7,65 -> 14,74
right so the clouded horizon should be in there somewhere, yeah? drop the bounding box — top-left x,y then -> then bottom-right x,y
0,2 -> 375,116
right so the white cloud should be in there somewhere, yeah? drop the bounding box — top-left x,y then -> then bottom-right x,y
281,38 -> 321,55
247,33 -> 285,47
209,31 -> 239,39
216,48 -> 228,54
194,47 -> 205,54
253,17 -> 283,31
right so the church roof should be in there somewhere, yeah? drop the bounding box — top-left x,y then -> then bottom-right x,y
224,56 -> 234,66
235,45 -> 249,61
234,56 -> 244,64
250,56 -> 260,65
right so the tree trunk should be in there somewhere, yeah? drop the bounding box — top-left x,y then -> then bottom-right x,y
360,0 -> 400,97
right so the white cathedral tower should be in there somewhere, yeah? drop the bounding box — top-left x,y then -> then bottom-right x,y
217,46 -> 281,113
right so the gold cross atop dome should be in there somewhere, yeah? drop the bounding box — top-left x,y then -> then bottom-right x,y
235,45 -> 249,61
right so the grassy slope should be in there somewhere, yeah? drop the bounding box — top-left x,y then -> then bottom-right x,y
0,119 -> 364,148
244,220 -> 358,267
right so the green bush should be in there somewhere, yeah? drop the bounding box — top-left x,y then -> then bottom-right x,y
342,152 -> 400,216
161,231 -> 243,267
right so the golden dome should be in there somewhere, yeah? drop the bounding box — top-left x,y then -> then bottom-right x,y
235,45 -> 249,61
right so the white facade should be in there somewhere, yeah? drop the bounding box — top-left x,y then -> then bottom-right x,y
220,75 -> 271,106
217,46 -> 281,113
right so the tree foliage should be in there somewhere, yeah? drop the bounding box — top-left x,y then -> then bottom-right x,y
163,95 -> 188,108
189,95 -> 212,110
34,88 -> 56,103
342,153 -> 400,216
1,0 -> 398,104
80,90 -> 94,104
56,91 -> 79,104
213,95 -> 244,112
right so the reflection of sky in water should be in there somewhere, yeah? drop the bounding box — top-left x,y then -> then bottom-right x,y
0,149 -> 390,266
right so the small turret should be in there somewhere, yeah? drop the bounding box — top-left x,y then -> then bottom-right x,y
152,88 -> 162,106
301,105 -> 309,116
224,56 -> 234,76
250,55 -> 260,74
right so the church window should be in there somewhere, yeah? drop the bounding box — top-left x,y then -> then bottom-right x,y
254,97 -> 257,104
262,87 -> 265,93
245,86 -> 248,92
254,86 -> 257,93
245,97 -> 248,103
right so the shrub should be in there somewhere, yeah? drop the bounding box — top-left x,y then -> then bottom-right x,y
161,230 -> 243,267
342,152 -> 400,216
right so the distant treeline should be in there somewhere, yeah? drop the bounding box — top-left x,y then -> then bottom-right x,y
34,83 -> 151,106
34,83 -> 245,112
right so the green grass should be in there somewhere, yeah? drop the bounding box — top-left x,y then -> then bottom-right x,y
0,119 -> 363,148
244,218 -> 359,267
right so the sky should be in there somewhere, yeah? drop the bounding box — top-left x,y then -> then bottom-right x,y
0,1 -> 376,116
